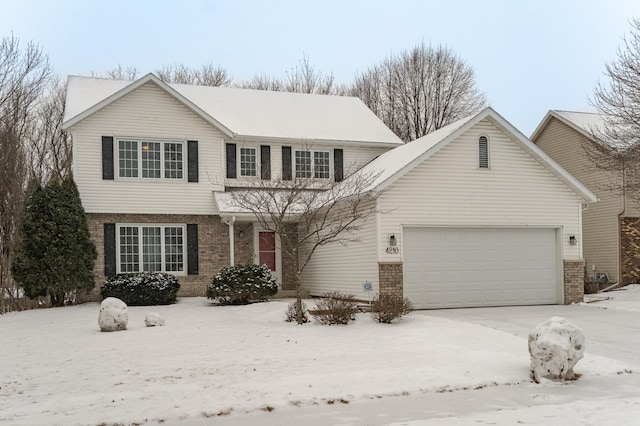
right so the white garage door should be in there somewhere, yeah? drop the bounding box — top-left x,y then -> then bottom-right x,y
403,227 -> 560,309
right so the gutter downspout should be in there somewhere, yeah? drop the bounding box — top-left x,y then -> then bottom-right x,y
223,216 -> 237,266
618,162 -> 627,285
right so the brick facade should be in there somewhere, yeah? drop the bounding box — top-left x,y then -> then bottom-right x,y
87,213 -> 231,299
620,217 -> 640,285
378,262 -> 403,297
563,259 -> 585,304
85,214 -> 296,301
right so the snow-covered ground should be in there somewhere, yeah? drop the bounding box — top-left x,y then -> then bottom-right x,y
0,287 -> 638,426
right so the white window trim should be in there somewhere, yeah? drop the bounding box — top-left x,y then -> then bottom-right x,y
115,223 -> 187,275
478,135 -> 490,169
116,138 -> 186,181
294,149 -> 331,179
239,146 -> 258,177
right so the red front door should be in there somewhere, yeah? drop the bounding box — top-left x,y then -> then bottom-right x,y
259,231 -> 276,271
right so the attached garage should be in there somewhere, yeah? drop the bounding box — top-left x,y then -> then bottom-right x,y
403,227 -> 560,309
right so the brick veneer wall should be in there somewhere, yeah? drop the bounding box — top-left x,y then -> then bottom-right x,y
563,259 -> 585,304
620,217 -> 640,285
280,223 -> 299,291
233,223 -> 254,265
86,213 -> 231,300
379,262 -> 403,297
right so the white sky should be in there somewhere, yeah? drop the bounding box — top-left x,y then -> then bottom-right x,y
2,0 -> 640,135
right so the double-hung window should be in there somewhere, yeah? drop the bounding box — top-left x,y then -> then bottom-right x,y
117,224 -> 186,273
118,139 -> 184,180
294,150 -> 330,179
240,147 -> 257,177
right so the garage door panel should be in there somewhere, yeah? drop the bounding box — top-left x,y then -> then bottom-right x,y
403,227 -> 560,309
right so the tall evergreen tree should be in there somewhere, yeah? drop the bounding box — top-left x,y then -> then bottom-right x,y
12,178 -> 97,306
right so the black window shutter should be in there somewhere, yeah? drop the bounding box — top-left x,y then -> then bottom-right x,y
102,136 -> 114,180
104,223 -> 116,276
261,145 -> 271,180
226,143 -> 237,179
187,224 -> 199,275
187,140 -> 199,182
282,146 -> 292,180
334,148 -> 344,182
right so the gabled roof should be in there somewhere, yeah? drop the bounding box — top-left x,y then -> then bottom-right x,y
353,107 -> 597,203
63,74 -> 403,146
530,110 -> 605,141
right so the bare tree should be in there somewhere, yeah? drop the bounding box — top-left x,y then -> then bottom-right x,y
588,18 -> 640,203
240,55 -> 348,95
352,43 -> 486,142
223,167 -> 381,324
104,64 -> 139,81
0,35 -> 52,313
156,63 -> 231,86
27,77 -> 71,182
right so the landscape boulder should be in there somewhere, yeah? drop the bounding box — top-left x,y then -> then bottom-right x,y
528,316 -> 585,382
98,297 -> 128,332
144,312 -> 165,327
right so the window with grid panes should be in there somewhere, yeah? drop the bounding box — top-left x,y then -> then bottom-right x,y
117,139 -> 184,179
117,225 -> 185,273
240,147 -> 257,177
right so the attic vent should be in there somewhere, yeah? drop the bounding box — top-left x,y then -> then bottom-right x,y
478,136 -> 489,168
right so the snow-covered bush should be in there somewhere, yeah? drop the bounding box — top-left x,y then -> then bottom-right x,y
312,291 -> 359,325
370,293 -> 414,323
207,264 -> 278,305
100,272 -> 180,306
285,300 -> 309,323
528,316 -> 585,383
98,297 -> 128,332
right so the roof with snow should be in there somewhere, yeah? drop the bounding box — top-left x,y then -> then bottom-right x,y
530,110 -> 606,141
63,73 -> 403,146
350,107 -> 597,202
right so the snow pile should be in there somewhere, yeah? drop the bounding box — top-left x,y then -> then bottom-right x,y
145,312 -> 165,327
528,316 -> 584,382
97,297 -> 128,332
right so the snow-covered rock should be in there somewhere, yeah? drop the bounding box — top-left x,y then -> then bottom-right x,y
528,316 -> 585,382
144,312 -> 165,327
98,297 -> 128,332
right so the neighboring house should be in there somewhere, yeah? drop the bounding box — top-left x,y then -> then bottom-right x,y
62,73 -> 402,297
531,110 -> 640,286
64,74 -> 596,308
218,107 -> 597,308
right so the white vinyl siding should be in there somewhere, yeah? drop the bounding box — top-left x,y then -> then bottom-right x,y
534,117 -> 622,282
377,119 -> 584,264
301,205 -> 379,296
116,224 -> 185,274
70,81 -> 225,214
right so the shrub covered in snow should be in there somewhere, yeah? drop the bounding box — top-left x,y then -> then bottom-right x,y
284,300 -> 309,323
370,293 -> 414,323
98,297 -> 128,332
528,316 -> 585,383
312,291 -> 359,325
101,272 -> 180,306
144,312 -> 165,327
207,264 -> 278,305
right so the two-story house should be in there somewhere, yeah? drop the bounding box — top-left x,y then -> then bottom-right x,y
532,110 -> 640,286
64,74 -> 596,308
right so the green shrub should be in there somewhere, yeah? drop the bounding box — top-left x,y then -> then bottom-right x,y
101,272 -> 180,306
312,291 -> 359,325
370,293 -> 414,323
207,264 -> 278,305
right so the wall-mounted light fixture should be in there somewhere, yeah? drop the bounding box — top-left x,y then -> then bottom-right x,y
239,229 -> 244,238
389,234 -> 397,247
569,235 -> 577,246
